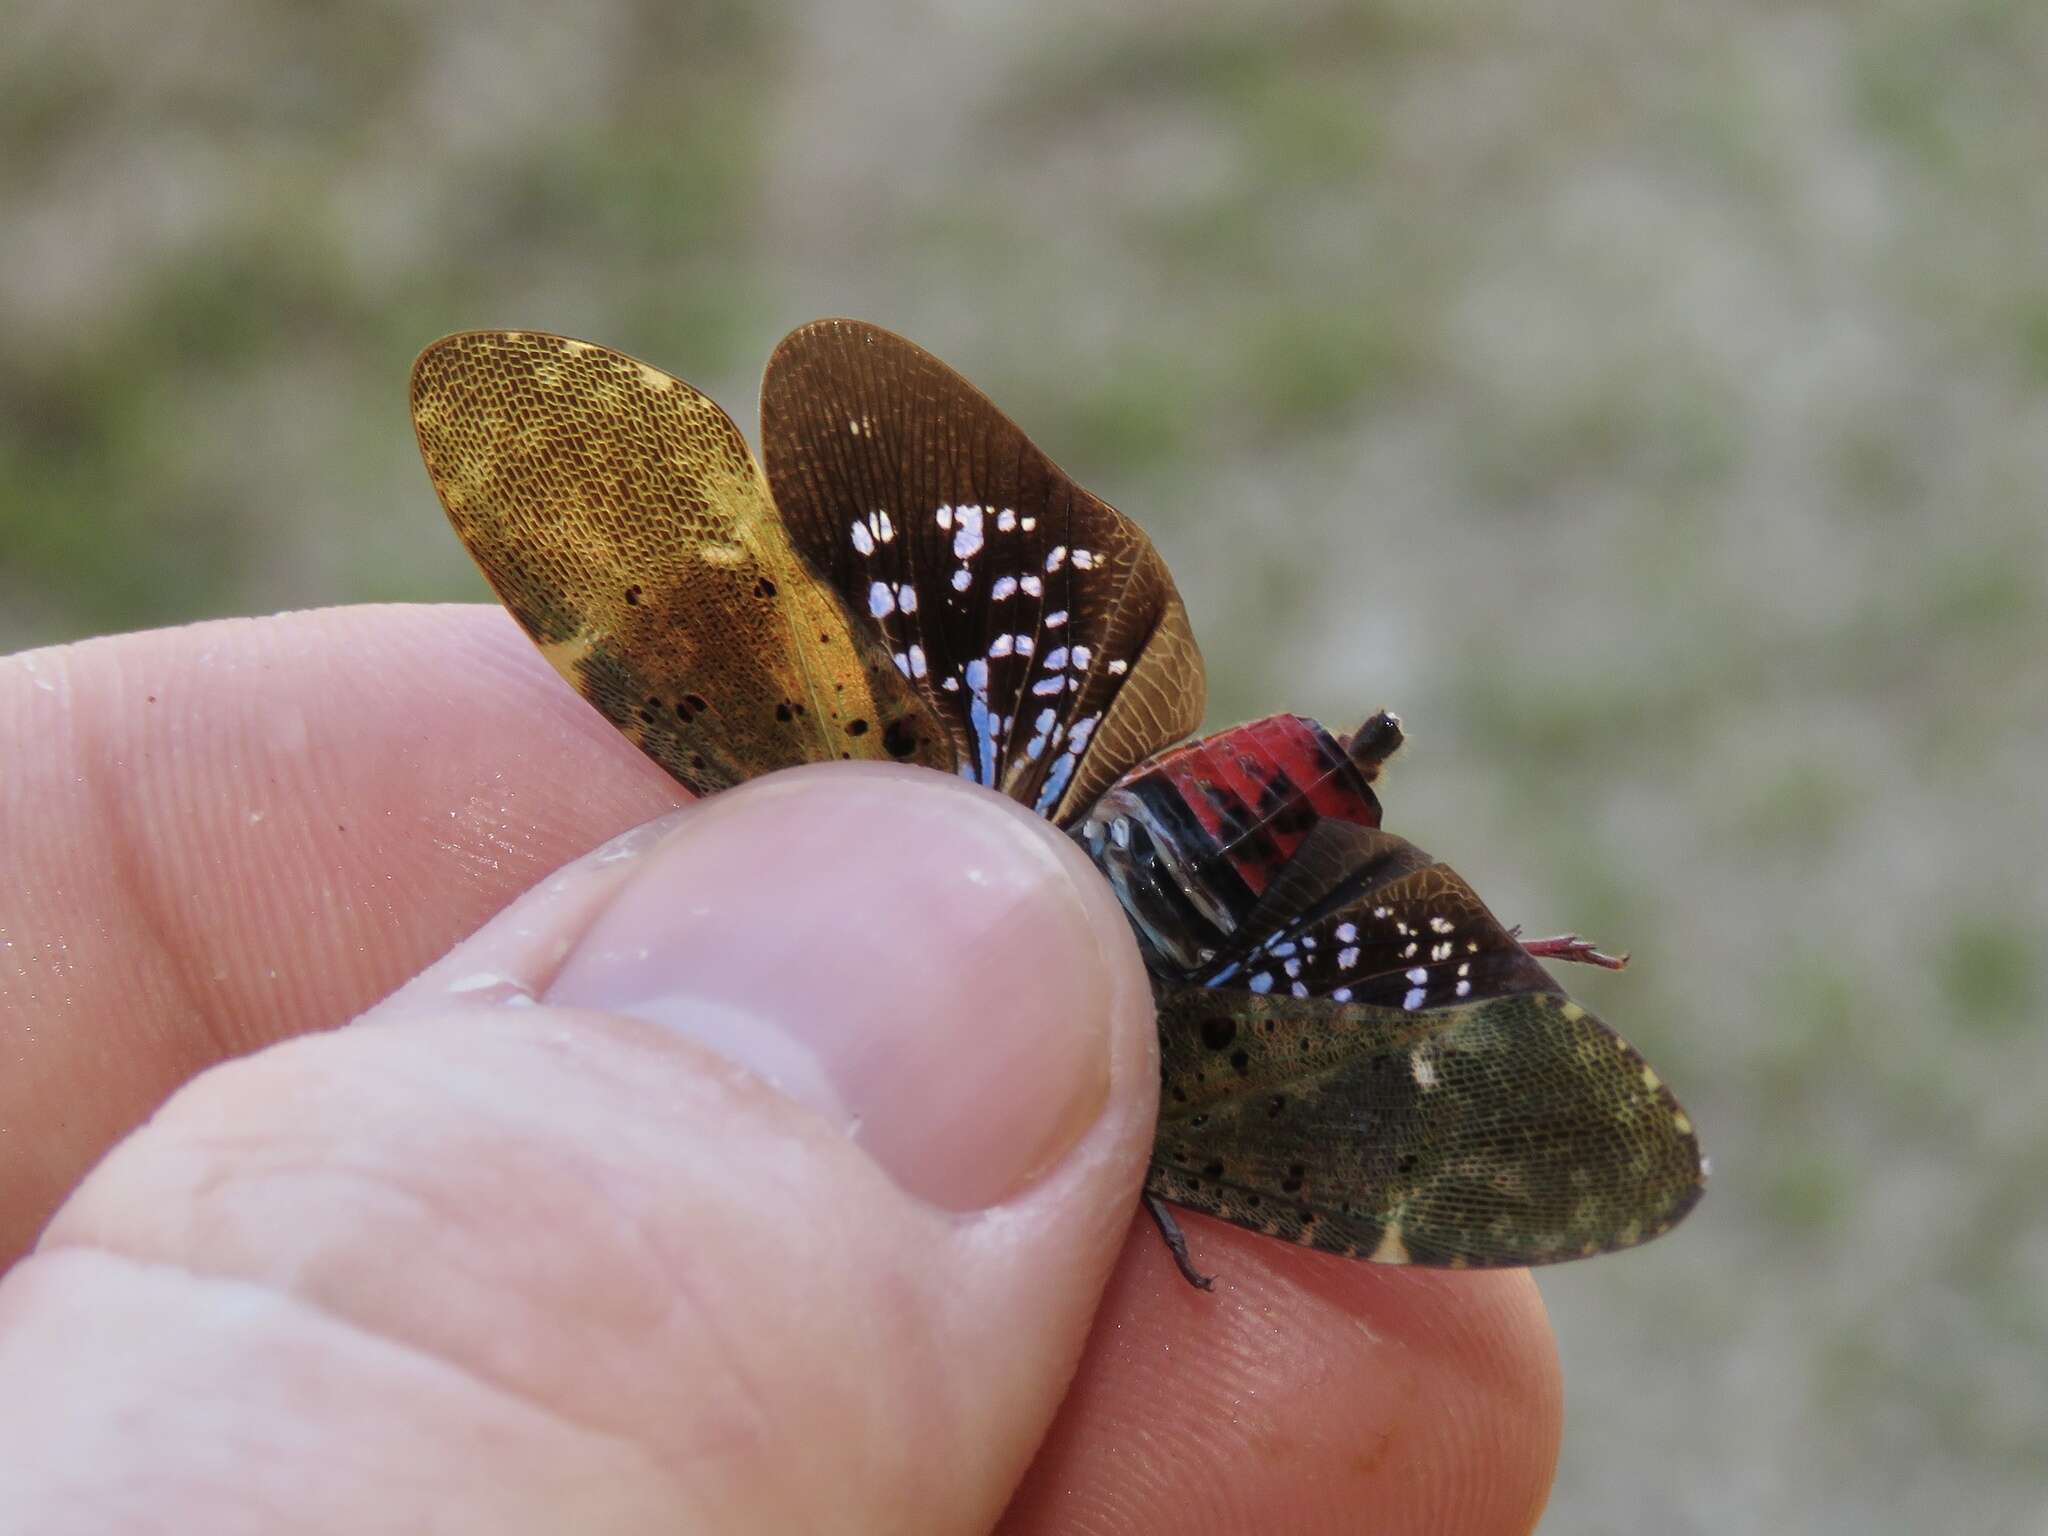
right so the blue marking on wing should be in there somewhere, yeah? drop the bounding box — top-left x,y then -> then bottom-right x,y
969,697 -> 998,785
964,657 -> 997,785
1035,751 -> 1075,814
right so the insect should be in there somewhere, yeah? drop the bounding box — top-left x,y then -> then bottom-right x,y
411,320 -> 1705,1285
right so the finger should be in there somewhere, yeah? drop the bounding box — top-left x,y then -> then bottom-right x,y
0,605 -> 683,1261
4,606 -> 1565,1530
1000,1220 -> 1562,1535
0,767 -> 1161,1533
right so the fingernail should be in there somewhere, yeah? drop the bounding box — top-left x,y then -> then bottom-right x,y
543,765 -> 1117,1209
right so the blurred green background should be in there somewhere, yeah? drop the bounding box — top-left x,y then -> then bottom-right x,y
5,1 -> 2046,1528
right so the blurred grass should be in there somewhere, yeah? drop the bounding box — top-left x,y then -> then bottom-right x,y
5,1 -> 2047,1529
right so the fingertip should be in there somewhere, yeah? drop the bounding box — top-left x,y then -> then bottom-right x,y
544,763 -> 1159,1213
1002,1219 -> 1562,1536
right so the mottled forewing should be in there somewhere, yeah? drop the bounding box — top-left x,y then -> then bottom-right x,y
412,332 -> 948,796
1150,982 -> 1704,1267
1156,824 -> 1704,1264
760,319 -> 1204,822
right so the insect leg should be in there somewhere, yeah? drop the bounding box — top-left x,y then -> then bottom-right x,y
1514,930 -> 1630,970
1144,1193 -> 1215,1291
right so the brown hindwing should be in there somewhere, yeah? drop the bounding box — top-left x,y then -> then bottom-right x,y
760,319 -> 1205,822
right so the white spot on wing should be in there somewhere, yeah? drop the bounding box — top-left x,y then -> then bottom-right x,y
952,504 -> 985,559
1371,1221 -> 1411,1265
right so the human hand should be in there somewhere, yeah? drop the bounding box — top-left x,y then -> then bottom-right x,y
0,605 -> 1562,1533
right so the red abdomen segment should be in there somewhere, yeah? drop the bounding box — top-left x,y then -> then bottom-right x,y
1075,714 -> 1386,974
1147,715 -> 1384,894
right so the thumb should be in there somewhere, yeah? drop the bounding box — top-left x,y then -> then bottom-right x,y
0,765 -> 1160,1533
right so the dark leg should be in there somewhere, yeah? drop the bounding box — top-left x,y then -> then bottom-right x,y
1145,1193 -> 1215,1291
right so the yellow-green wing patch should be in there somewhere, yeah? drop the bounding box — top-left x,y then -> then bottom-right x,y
412,331 -> 947,795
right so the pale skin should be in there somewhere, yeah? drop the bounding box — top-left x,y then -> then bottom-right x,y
0,604 -> 1562,1534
